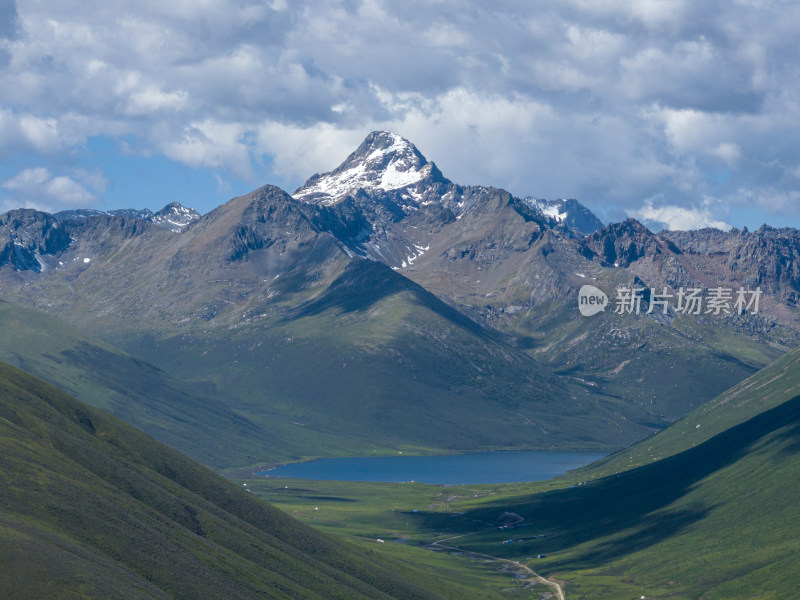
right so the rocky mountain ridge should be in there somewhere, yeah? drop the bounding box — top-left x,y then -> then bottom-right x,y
584,219 -> 800,306
56,201 -> 201,232
3,132 -> 798,334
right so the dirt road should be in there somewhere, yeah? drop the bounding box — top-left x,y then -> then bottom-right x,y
430,531 -> 565,600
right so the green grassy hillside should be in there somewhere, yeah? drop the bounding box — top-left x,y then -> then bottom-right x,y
581,344 -> 800,478
0,361 -> 484,599
0,299 -> 282,468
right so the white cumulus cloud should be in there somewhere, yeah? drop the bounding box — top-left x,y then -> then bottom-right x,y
633,198 -> 732,231
2,167 -> 99,213
0,0 -> 799,227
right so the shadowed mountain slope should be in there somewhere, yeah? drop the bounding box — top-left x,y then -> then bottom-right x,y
0,299 -> 279,469
0,362 -> 476,600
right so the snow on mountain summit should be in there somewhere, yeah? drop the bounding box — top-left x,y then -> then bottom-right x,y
293,131 -> 444,205
292,131 -> 605,239
150,202 -> 202,232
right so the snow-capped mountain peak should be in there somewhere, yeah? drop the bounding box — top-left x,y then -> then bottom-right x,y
293,131 -> 443,206
150,202 -> 202,232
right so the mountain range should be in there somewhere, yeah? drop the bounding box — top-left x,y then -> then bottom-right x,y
55,201 -> 201,232
1,131 -> 799,470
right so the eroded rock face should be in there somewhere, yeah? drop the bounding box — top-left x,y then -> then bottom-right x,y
659,227 -> 746,255
660,226 -> 800,304
0,209 -> 72,271
725,227 -> 800,304
581,218 -> 666,268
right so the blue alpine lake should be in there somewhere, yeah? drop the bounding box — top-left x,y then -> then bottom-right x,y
261,450 -> 606,485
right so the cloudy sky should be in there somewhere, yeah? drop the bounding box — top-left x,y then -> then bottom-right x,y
1,0 -> 799,230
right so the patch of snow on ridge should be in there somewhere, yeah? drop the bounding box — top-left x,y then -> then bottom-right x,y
526,197 -> 567,223
542,204 -> 567,222
402,243 -> 430,267
380,159 -> 425,190
310,163 -> 368,206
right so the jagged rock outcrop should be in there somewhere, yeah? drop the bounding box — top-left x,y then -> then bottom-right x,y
581,218 -> 674,267
0,209 -> 71,271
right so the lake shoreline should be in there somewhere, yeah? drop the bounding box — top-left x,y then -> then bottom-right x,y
256,450 -> 608,485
